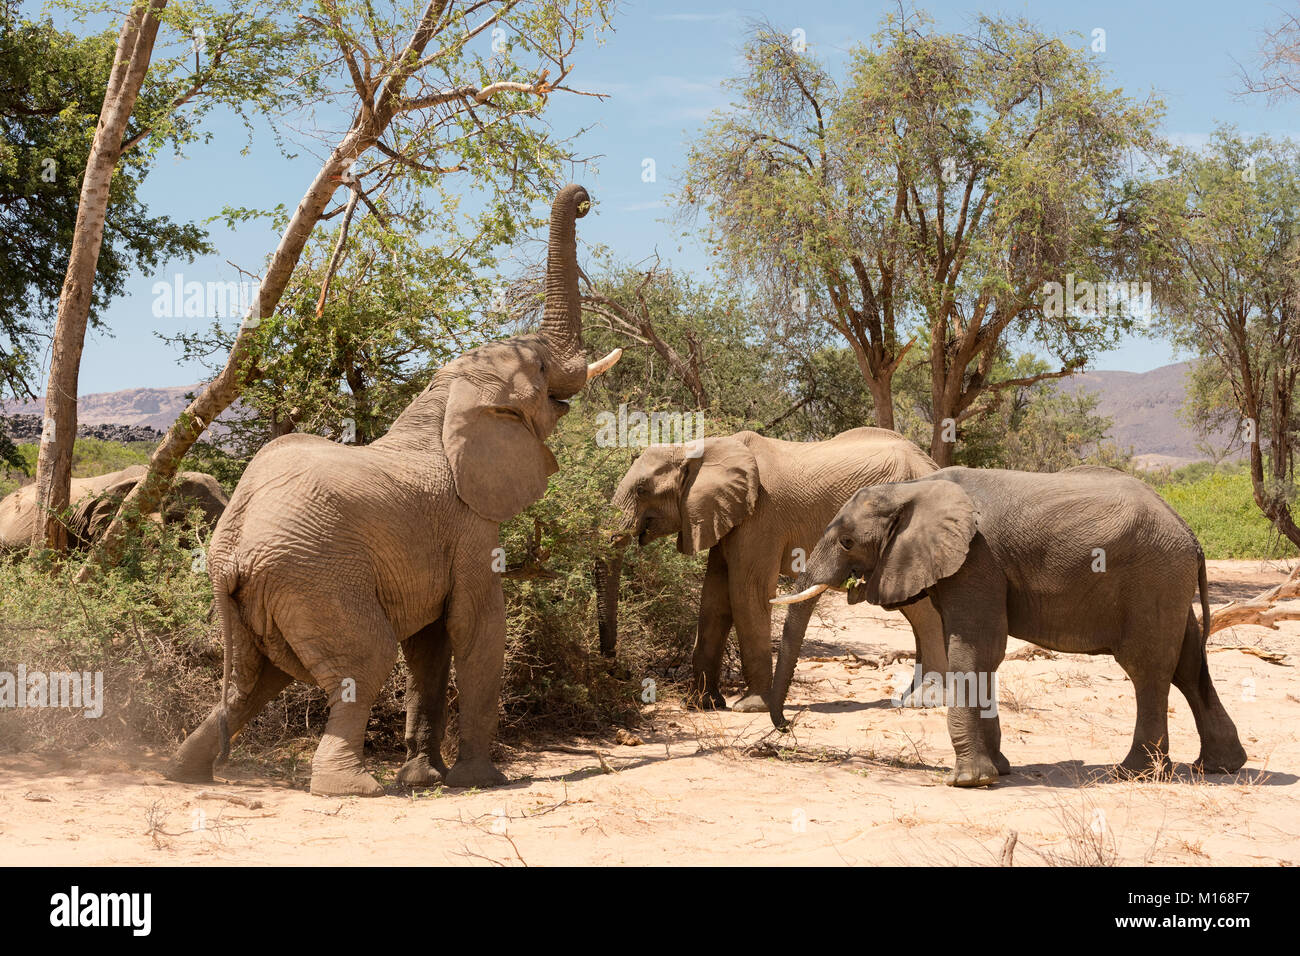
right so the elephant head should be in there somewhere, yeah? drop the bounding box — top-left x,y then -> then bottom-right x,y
611,436 -> 759,554
431,183 -> 621,523
70,468 -> 229,545
160,472 -> 230,527
68,469 -> 147,547
767,479 -> 977,729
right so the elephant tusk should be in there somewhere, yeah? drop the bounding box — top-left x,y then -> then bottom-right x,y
587,348 -> 622,380
770,582 -> 830,606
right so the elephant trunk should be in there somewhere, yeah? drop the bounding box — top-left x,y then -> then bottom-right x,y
538,183 -> 591,395
769,536 -> 844,729
770,579 -> 821,730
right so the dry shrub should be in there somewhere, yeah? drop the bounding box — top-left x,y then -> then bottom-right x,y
0,423 -> 705,765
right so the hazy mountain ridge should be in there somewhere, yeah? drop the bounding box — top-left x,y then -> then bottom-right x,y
1,363 -> 1222,467
2,385 -> 209,432
1053,360 -> 1231,468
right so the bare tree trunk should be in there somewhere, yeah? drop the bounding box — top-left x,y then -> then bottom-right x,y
592,553 -> 622,659
76,139 -> 366,580
866,375 -> 896,432
79,1 -> 467,580
31,0 -> 167,552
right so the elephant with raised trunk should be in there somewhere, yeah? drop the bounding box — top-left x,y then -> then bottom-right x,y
771,466 -> 1248,786
612,428 -> 947,711
166,184 -> 621,796
0,465 -> 228,550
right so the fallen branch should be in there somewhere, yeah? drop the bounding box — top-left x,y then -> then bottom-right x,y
1208,646 -> 1290,665
1197,565 -> 1300,635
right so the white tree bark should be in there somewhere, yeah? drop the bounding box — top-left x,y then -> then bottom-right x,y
32,0 -> 168,552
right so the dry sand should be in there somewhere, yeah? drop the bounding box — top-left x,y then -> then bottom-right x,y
2,559 -> 1296,866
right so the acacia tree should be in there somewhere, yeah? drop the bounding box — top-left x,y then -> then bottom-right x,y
1145,130 -> 1300,548
32,0 -> 306,550
84,0 -> 611,577
681,12 -> 1162,464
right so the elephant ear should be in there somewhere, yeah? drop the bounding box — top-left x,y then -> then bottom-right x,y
443,376 -> 558,523
69,475 -> 141,545
678,438 -> 760,555
866,480 -> 977,607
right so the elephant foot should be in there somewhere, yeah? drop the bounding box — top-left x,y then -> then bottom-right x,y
164,726 -> 219,783
1115,749 -> 1170,780
396,754 -> 447,787
310,769 -> 385,797
731,694 -> 768,713
993,751 -> 1012,776
1195,739 -> 1247,775
685,687 -> 727,711
946,754 -> 1001,788
445,758 -> 508,789
163,759 -> 214,784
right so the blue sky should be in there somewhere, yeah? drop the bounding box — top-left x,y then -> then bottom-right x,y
35,0 -> 1300,392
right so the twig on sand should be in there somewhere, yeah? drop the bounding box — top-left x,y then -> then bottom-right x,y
195,789 -> 263,809
1000,830 -> 1018,866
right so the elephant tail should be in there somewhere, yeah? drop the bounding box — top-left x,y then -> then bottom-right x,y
1197,546 -> 1213,700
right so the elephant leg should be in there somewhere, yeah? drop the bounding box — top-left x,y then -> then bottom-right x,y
443,575 -> 509,789
687,546 -> 731,710
1172,610 -> 1246,774
983,631 -> 1011,775
898,597 -> 947,708
942,614 -> 1003,788
301,604 -> 398,797
982,711 -> 1011,776
166,655 -> 293,783
1114,655 -> 1173,777
397,618 -> 452,787
728,553 -> 779,713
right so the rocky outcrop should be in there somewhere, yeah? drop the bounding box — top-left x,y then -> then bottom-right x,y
0,414 -> 164,445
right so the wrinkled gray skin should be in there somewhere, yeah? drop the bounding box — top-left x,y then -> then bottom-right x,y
771,466 -> 1248,786
165,184 -> 620,797
612,428 -> 947,712
0,465 -> 228,550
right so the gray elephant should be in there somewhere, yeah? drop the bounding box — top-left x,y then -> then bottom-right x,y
612,428 -> 947,712
0,465 -> 228,550
771,466 -> 1248,786
165,184 -> 621,797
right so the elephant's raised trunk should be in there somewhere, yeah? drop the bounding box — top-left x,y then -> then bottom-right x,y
538,183 -> 592,394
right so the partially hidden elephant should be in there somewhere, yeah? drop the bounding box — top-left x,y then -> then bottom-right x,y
770,465 -> 1249,786
165,184 -> 621,796
612,428 -> 948,711
0,465 -> 228,550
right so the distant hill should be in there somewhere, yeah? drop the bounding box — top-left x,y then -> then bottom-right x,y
0,364 -> 1231,469
2,385 -> 210,432
1,385 -> 249,443
1054,361 -> 1233,469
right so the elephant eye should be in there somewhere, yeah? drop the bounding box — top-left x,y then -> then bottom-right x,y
838,535 -> 854,551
